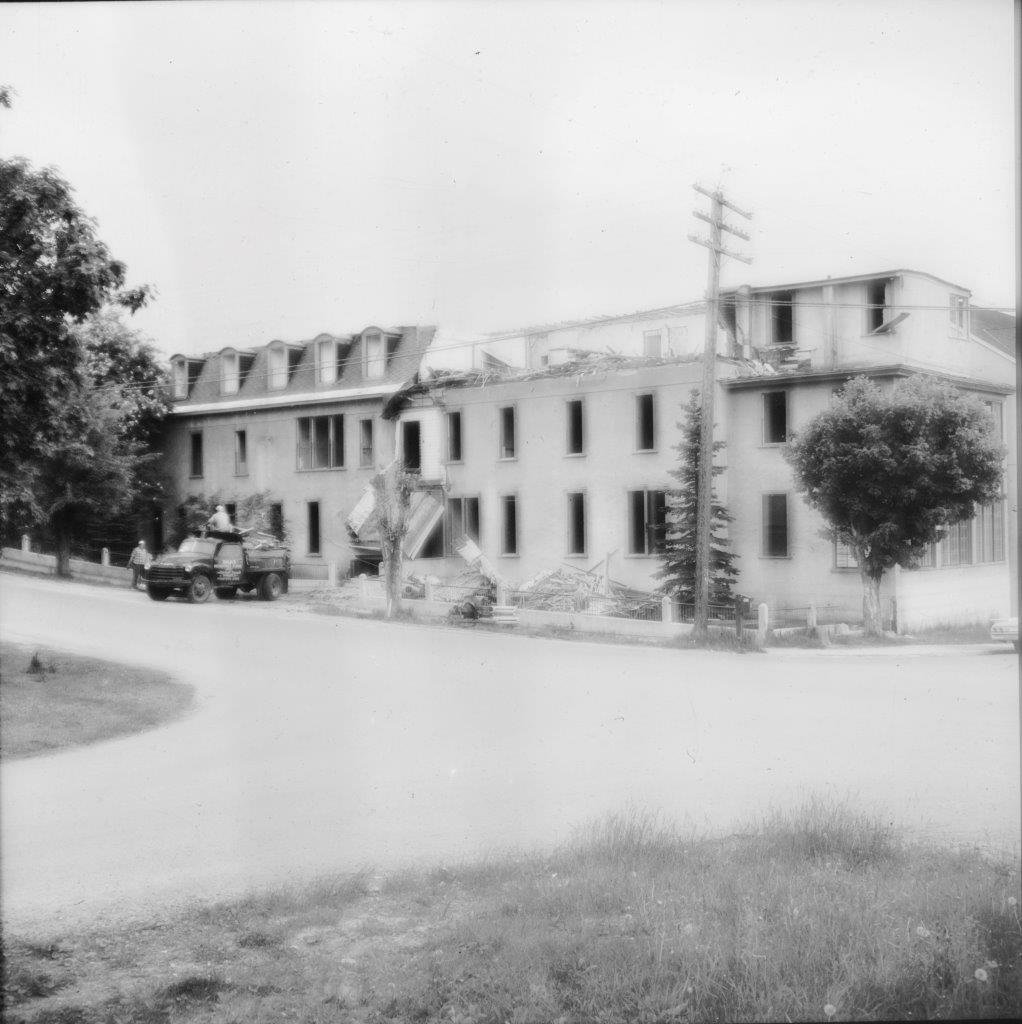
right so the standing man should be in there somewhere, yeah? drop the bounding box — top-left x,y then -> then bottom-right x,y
129,540 -> 149,588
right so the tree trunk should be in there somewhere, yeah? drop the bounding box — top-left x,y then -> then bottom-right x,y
383,541 -> 403,619
859,566 -> 883,636
55,524 -> 72,578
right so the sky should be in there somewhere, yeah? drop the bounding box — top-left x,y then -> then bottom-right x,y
0,0 -> 1016,360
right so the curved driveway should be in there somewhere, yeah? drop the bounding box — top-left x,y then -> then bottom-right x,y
1,572 -> 1018,934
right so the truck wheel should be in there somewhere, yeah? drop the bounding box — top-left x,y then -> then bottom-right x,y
259,572 -> 283,602
187,574 -> 213,604
146,585 -> 169,601
215,587 -> 238,600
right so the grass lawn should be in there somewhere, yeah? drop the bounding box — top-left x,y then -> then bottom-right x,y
3,801 -> 1019,1023
0,641 -> 194,760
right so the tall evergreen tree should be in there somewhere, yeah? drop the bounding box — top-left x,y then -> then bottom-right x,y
654,390 -> 738,606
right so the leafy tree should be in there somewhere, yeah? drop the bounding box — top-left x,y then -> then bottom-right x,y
371,462 -> 417,618
655,390 -> 739,606
1,154 -> 150,533
787,375 -> 1005,635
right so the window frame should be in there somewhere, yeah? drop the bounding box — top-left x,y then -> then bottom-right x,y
762,390 -> 789,445
769,290 -> 795,346
643,329 -> 663,359
566,491 -> 587,557
307,500 -> 321,556
635,393 -> 656,453
234,429 -> 248,476
401,419 -> 422,473
762,492 -> 790,558
566,399 -> 585,456
189,431 -> 204,479
498,405 -> 517,460
500,494 -> 519,556
626,488 -> 667,556
316,339 -> 338,385
359,418 -> 374,469
220,350 -> 240,395
446,410 -> 463,463
296,414 -> 345,471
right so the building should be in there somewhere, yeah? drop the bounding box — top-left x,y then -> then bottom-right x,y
376,269 -> 1015,629
159,326 -> 435,568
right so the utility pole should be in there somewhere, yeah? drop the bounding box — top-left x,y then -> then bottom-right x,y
688,184 -> 752,641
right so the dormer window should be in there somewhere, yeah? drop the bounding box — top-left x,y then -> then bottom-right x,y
316,337 -> 338,385
170,355 -> 205,399
950,294 -> 968,334
268,342 -> 302,390
768,291 -> 794,346
866,279 -> 890,333
363,331 -> 385,379
221,350 -> 240,395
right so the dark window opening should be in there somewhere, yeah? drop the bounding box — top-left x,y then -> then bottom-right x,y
270,503 -> 284,540
763,494 -> 789,557
359,418 -> 374,468
465,497 -> 480,543
763,391 -> 788,444
420,517 -> 444,558
770,291 -> 794,345
235,430 -> 248,475
287,347 -> 303,378
238,354 -> 255,387
402,420 -> 422,472
502,495 -> 518,555
187,362 -> 202,392
567,400 -> 584,455
189,432 -> 203,478
307,501 -> 321,555
447,411 -> 463,462
567,492 -> 586,555
636,394 -> 656,451
628,489 -> 666,554
499,407 -> 516,459
225,502 -> 237,523
866,280 -> 888,332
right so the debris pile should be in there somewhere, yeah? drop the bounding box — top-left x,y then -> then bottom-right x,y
514,564 -> 658,618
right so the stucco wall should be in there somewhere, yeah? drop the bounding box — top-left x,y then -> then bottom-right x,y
895,563 -> 1010,632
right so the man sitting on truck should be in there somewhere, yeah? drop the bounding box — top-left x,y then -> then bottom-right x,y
206,504 -> 232,532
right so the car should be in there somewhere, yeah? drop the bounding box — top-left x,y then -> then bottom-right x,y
145,530 -> 290,603
989,616 -> 1018,651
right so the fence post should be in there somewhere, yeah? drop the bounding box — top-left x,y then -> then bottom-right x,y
807,603 -> 817,630
425,577 -> 435,601
496,583 -> 507,607
21,533 -> 30,553
661,596 -> 673,624
326,560 -> 337,588
101,547 -> 110,567
358,572 -> 368,606
757,602 -> 769,646
735,597 -> 744,641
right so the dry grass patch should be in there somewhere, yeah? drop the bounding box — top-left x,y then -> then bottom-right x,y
3,804 -> 1019,1022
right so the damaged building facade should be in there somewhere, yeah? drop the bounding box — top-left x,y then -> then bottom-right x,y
157,268 -> 1015,630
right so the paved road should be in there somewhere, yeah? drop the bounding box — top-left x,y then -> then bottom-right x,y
1,571 -> 1018,934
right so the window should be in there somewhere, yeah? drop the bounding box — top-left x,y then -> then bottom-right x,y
189,432 -> 203,478
172,360 -> 188,399
307,501 -> 321,556
269,503 -> 284,540
234,430 -> 248,475
769,291 -> 794,345
317,338 -> 338,385
939,518 -> 973,566
643,330 -> 663,359
976,500 -> 1006,564
834,538 -> 857,569
268,346 -> 286,390
628,489 -> 667,555
445,496 -> 481,553
983,400 -> 1005,442
949,294 -> 968,332
763,391 -> 788,444
297,414 -> 344,470
499,406 -> 516,459
636,394 -> 656,451
447,411 -> 463,462
359,418 -> 374,468
567,492 -> 587,555
866,280 -> 889,333
402,420 -> 422,472
762,493 -> 789,557
501,495 -> 518,555
221,351 -> 239,395
363,331 -> 397,379
566,400 -> 585,455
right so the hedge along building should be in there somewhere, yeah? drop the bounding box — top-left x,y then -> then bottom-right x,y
376,269 -> 1015,629
159,326 -> 435,569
